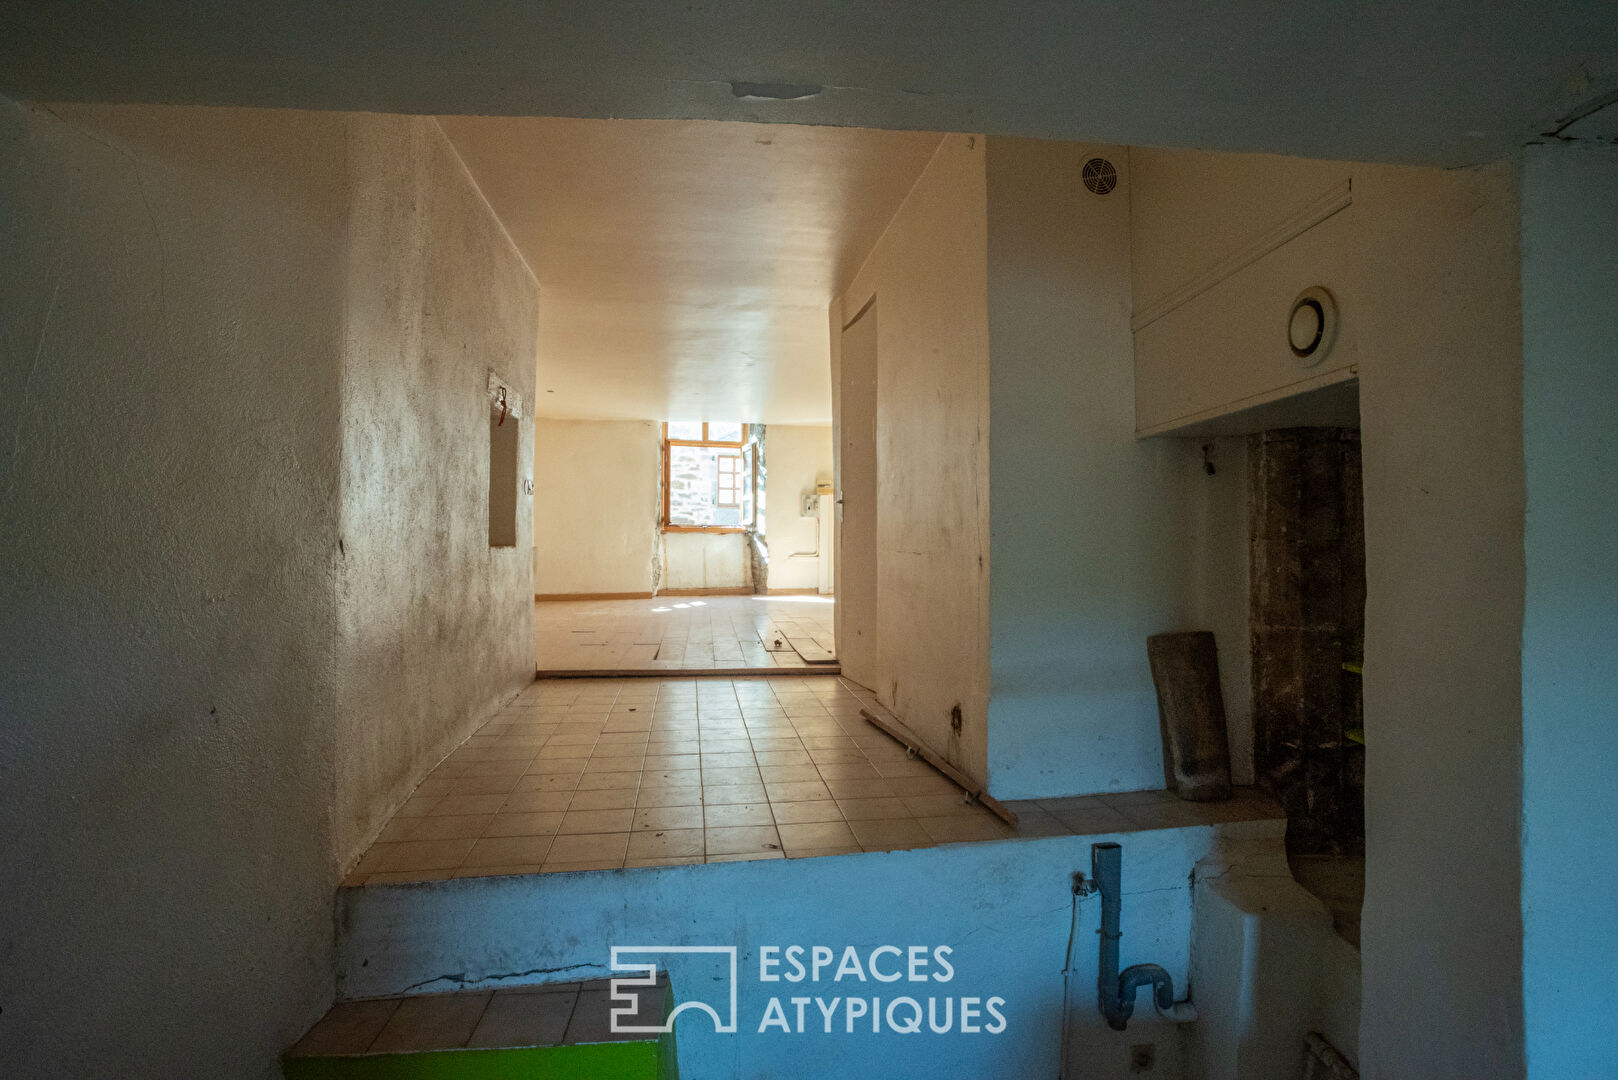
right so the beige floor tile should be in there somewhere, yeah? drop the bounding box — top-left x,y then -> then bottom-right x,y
575,770 -> 640,791
512,774 -> 579,794
366,838 -> 478,873
455,759 -> 532,777
766,780 -> 834,803
1101,788 -> 1178,808
626,828 -> 706,860
1011,811 -> 1071,837
901,794 -> 981,818
467,990 -> 576,1048
755,750 -> 814,767
545,832 -> 629,863
824,778 -> 897,800
769,799 -> 845,825
532,744 -> 591,760
1117,801 -> 1211,829
701,766 -> 761,786
703,783 -> 769,805
637,785 -> 704,808
447,775 -> 522,796
813,761 -> 881,780
699,738 -> 753,754
389,814 -> 495,842
759,764 -> 821,783
916,815 -> 1015,844
643,754 -> 700,771
703,802 -> 775,828
701,752 -> 757,770
1052,806 -> 1135,834
500,790 -> 574,814
786,844 -> 864,859
748,737 -> 804,751
884,775 -> 963,798
289,999 -> 401,1056
463,834 -> 554,867
836,797 -> 912,821
369,993 -> 491,1053
632,805 -> 704,832
484,811 -> 566,837
869,759 -> 939,779
567,787 -> 639,811
641,768 -> 702,787
558,808 -> 635,834
778,820 -> 858,852
706,825 -> 782,856
706,851 -> 785,863
848,818 -> 934,852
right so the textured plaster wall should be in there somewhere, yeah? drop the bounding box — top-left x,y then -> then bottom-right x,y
532,419 -> 660,595
0,100 -> 344,1077
1519,142 -> 1618,1079
832,134 -> 991,782
762,423 -> 833,591
336,821 -> 1284,1079
0,101 -> 542,1078
985,138 -> 1213,798
1130,148 -> 1526,1076
334,114 -> 539,863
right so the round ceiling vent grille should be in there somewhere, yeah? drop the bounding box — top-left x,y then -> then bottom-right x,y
1081,157 -> 1118,195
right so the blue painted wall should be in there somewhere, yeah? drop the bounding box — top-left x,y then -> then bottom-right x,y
338,825 -> 1269,1078
1519,143 -> 1618,1078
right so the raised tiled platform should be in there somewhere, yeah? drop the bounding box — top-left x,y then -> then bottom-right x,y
345,674 -> 1283,885
285,977 -> 674,1079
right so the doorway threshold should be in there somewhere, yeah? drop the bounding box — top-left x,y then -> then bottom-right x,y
537,664 -> 839,679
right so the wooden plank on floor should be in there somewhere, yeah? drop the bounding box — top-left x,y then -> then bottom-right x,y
859,707 -> 1019,827
785,635 -> 837,664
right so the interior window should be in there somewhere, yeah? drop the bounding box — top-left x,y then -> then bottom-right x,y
663,422 -> 755,531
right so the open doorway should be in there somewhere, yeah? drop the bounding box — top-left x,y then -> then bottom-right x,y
447,116 -> 940,676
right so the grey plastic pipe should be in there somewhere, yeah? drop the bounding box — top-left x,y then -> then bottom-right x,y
1092,841 -> 1193,1031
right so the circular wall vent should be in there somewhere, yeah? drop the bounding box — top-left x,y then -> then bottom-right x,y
1288,286 -> 1338,367
1081,157 -> 1118,195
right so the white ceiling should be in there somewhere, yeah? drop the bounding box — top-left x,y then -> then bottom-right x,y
5,4 -> 1616,167
438,117 -> 940,423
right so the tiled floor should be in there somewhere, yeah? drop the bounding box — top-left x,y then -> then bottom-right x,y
534,595 -> 836,673
287,977 -> 665,1057
345,675 -> 1285,886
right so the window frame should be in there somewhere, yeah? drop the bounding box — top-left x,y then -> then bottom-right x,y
662,422 -> 753,533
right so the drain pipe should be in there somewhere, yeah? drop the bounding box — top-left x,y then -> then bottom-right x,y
1092,842 -> 1197,1030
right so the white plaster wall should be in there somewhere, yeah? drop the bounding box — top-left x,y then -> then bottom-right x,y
0,100 -> 344,1077
1518,142 -> 1618,1079
1130,148 -> 1526,1077
985,138 -> 1229,798
763,423 -> 833,591
662,531 -> 750,591
532,418 -> 660,594
334,115 -> 540,863
833,134 -> 991,782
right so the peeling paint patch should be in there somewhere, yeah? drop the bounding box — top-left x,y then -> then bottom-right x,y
729,81 -> 822,101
